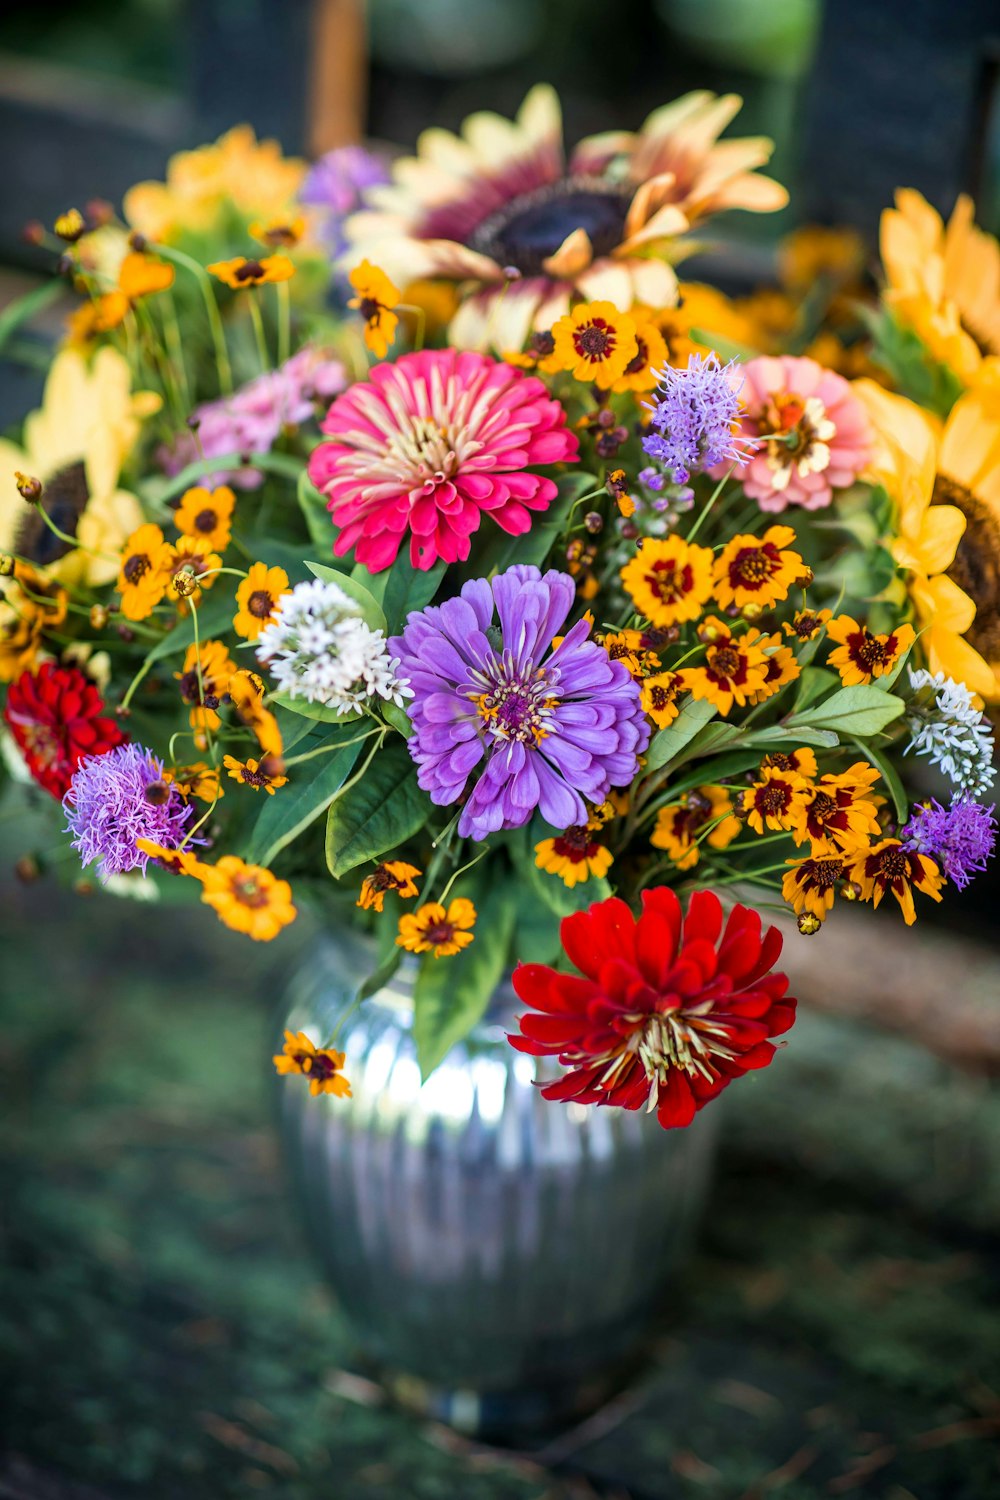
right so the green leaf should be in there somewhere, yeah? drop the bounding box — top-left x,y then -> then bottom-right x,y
380,553 -> 447,633
297,469 -> 338,551
511,892 -> 563,965
355,947 -> 403,1005
522,842 -> 611,917
381,700 -> 413,738
789,685 -> 905,737
413,870 -> 517,1080
245,727 -> 365,864
481,470 -> 598,574
306,561 -> 387,632
270,691 -> 362,725
744,724 -> 840,750
855,737 -> 909,824
325,740 -> 428,878
142,593 -> 235,666
793,665 -> 839,713
0,278 -> 64,354
873,638 -> 917,692
645,697 -> 719,771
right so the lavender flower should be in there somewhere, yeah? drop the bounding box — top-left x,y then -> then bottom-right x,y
902,797 -> 996,891
160,346 -> 346,489
300,146 -> 390,259
64,743 -> 197,880
389,565 -> 649,841
642,352 -> 748,484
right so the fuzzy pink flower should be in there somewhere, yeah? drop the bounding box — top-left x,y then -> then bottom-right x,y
723,355 -> 872,512
308,349 -> 578,572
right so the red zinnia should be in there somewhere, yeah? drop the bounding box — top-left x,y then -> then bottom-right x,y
4,662 -> 125,798
509,887 -> 796,1129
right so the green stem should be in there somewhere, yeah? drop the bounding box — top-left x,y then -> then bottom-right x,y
153,243 -> 233,395
282,726 -> 381,769
246,291 -> 270,370
437,846 -> 489,905
685,465 -> 738,544
276,279 -> 291,366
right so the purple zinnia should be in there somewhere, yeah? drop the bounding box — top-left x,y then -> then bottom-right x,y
389,565 -> 649,841
642,352 -> 748,484
300,145 -> 390,259
64,743 -> 197,880
902,797 -> 996,891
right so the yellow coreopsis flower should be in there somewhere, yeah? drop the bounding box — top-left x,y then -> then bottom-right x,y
0,348 -> 158,588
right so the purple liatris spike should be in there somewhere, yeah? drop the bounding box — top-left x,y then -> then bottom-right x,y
642,351 -> 748,484
902,797 -> 996,891
64,743 -> 198,880
389,565 -> 649,841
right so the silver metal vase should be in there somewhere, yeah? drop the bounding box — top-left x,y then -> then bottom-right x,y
277,925 -> 718,1434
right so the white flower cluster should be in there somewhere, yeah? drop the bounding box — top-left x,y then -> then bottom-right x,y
904,668 -> 996,797
255,578 -> 412,716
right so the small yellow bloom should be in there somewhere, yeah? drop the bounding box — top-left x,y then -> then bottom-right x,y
250,215 -> 307,248
610,312 -> 669,395
273,1030 -> 351,1098
175,639 -> 238,735
746,631 -> 800,705
535,826 -> 613,888
741,765 -> 810,836
551,301 -> 638,389
503,329 -> 560,374
679,618 -> 770,716
397,897 -> 476,958
795,762 -> 883,856
640,670 -> 685,728
227,668 -> 283,758
845,838 -> 944,926
223,753 -> 288,794
160,535 -> 222,606
348,260 -> 401,359
650,785 -> 740,871
713,526 -> 804,612
136,839 -> 206,877
826,615 -> 916,686
781,853 -> 849,923
0,564 -> 68,681
784,608 -> 832,642
174,485 -> 235,552
621,535 -> 715,627
233,562 -> 289,640
116,523 -> 170,621
54,208 -> 86,241
600,629 -> 660,680
164,762 -> 224,802
357,860 -> 422,912
207,254 -> 296,289
199,855 -> 297,941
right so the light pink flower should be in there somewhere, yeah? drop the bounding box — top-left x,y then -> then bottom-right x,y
160,347 -> 346,489
308,349 -> 578,572
725,355 -> 873,512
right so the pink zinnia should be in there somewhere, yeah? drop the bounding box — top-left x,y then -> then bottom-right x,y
724,355 -> 872,512
308,349 -> 578,572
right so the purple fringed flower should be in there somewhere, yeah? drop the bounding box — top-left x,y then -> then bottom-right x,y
389,565 -> 650,841
159,346 -> 346,489
642,352 -> 748,484
902,797 -> 996,891
64,743 -> 197,880
300,145 -> 390,259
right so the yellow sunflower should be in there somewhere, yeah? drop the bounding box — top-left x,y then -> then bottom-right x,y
880,189 -> 1000,385
0,347 -> 158,588
854,376 -> 999,697
346,86 -> 785,349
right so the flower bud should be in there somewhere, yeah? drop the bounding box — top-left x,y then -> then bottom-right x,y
842,880 -> 862,902
797,912 -> 821,935
128,231 -> 148,253
85,199 -> 115,228
583,511 -> 603,534
22,220 -> 46,246
171,564 -> 199,598
14,471 -> 42,502
260,753 -> 286,780
620,520 -> 639,540
15,854 -> 41,884
796,566 -> 815,587
698,621 -> 722,644
116,624 -> 135,643
54,208 -> 86,242
89,604 -> 109,630
741,601 -> 765,621
502,265 -> 522,281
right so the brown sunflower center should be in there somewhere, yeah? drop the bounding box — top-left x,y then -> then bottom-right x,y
757,784 -> 791,815
710,646 -> 741,678
467,177 -> 633,278
194,508 -> 218,533
16,460 -> 89,567
936,473 -> 1000,659
247,589 -> 275,619
123,552 -> 151,585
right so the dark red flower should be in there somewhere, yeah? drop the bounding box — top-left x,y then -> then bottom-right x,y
4,662 -> 125,798
509,887 -> 796,1129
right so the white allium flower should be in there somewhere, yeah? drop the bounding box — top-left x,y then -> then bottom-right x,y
904,667 -> 996,797
255,578 -> 412,715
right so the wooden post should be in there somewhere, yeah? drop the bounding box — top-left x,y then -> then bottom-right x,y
308,0 -> 367,156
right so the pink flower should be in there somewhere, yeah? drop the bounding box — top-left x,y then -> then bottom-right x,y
725,355 -> 873,512
160,347 -> 346,489
308,349 -> 578,572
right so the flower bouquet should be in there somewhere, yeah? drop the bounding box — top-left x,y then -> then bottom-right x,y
3,88 -> 998,1136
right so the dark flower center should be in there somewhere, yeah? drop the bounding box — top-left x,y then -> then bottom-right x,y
359,296 -> 382,323
240,765 -> 269,788
195,508 -> 218,533
468,178 -> 633,278
235,259 -> 266,282
732,546 -> 775,585
937,474 -> 1000,658
307,1052 -> 340,1081
757,784 -> 791,814
425,921 -> 456,946
123,552 -> 151,585
809,791 -> 838,824
804,858 -> 843,889
710,646 -> 741,679
248,589 -> 275,619
646,558 -> 692,602
854,632 -> 890,671
16,460 -> 89,567
623,337 -> 649,377
872,847 -> 908,883
553,826 -> 597,861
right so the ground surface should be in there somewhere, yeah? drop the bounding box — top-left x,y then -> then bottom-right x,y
1,801 -> 999,1500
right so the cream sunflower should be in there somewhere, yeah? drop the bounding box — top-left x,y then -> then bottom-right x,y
345,85 -> 786,349
0,347 -> 159,588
